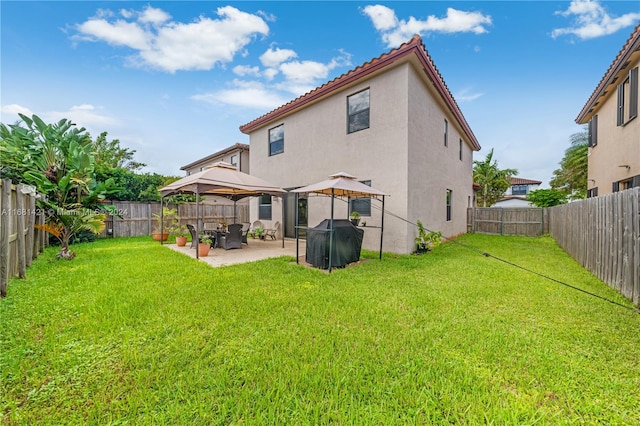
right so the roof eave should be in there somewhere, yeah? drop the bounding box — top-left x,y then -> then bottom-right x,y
180,143 -> 249,171
239,35 -> 481,151
576,23 -> 640,124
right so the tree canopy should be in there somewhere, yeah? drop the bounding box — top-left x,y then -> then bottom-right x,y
526,188 -> 567,207
550,127 -> 588,200
473,148 -> 518,207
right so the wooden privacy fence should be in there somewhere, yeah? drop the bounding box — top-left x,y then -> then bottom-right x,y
99,201 -> 250,238
0,179 -> 47,297
467,207 -> 548,237
549,187 -> 639,306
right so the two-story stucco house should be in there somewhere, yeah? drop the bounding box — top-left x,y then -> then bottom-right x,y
576,23 -> 640,197
180,143 -> 250,207
239,35 -> 481,254
492,177 -> 542,208
180,143 -> 250,176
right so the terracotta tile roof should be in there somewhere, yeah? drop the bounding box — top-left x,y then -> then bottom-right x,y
239,34 -> 480,151
180,143 -> 249,171
509,177 -> 542,185
576,22 -> 640,124
497,195 -> 527,201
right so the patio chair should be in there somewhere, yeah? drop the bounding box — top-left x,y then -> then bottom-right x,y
241,222 -> 251,244
186,224 -> 198,248
263,221 -> 280,240
218,223 -> 243,250
248,220 -> 263,238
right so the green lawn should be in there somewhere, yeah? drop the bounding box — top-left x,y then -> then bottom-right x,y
1,234 -> 639,424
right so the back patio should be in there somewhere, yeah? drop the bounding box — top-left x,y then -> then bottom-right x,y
165,237 -> 306,268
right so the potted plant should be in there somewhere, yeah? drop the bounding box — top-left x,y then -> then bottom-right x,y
152,207 -> 179,241
175,224 -> 188,247
253,227 -> 263,239
349,211 -> 361,226
415,220 -> 442,254
198,233 -> 213,256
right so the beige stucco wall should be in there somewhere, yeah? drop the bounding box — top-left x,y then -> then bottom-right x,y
407,68 -> 475,251
249,62 -> 474,254
588,57 -> 640,195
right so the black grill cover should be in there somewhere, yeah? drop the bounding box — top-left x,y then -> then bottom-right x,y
306,219 -> 364,269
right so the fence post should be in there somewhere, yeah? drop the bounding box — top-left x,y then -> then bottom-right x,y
15,186 -> 26,278
0,179 -> 11,297
26,194 -> 35,267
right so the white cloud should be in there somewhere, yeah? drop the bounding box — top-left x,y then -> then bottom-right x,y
0,104 -> 118,135
362,4 -> 492,47
191,80 -> 288,110
119,9 -> 133,19
362,5 -> 398,31
138,6 -> 171,25
552,0 -> 640,40
47,104 -> 118,129
263,68 -> 279,81
278,50 -> 351,87
454,87 -> 484,102
260,47 -> 297,67
279,60 -> 332,84
233,65 -> 261,77
76,19 -> 150,50
1,104 -> 34,118
74,6 -> 269,73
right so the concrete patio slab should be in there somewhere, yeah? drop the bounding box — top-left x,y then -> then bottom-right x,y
164,238 -> 306,268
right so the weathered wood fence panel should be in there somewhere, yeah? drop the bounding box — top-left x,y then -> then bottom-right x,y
99,201 -> 249,238
549,187 -> 639,306
467,207 -> 547,237
0,179 -> 47,297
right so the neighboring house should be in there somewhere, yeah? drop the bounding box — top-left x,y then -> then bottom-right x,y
180,143 -> 250,176
180,143 -> 250,207
239,35 -> 481,254
492,177 -> 542,208
576,23 -> 640,197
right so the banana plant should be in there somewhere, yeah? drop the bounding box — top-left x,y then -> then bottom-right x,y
2,114 -> 121,259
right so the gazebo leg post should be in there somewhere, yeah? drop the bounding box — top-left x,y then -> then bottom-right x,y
380,196 -> 385,260
195,187 -> 200,259
295,193 -> 299,264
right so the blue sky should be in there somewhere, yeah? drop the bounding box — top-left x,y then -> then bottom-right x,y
2,1 -> 639,185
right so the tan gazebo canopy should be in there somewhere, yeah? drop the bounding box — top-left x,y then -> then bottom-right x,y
159,162 -> 287,258
292,172 -> 388,272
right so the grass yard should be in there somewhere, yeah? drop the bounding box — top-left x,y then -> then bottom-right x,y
1,234 -> 639,424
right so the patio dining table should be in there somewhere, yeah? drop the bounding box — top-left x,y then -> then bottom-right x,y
203,229 -> 224,248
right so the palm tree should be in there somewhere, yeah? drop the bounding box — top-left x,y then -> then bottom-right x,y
550,127 -> 588,200
473,149 -> 518,207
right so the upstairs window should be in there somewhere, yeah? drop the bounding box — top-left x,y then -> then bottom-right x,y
347,89 -> 370,133
588,115 -> 598,147
444,119 -> 448,147
512,185 -> 528,196
459,139 -> 463,161
269,125 -> 284,156
350,180 -> 371,216
230,154 -> 238,166
617,66 -> 638,126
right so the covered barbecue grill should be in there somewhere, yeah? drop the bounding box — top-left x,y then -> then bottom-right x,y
292,172 -> 388,273
306,219 -> 364,269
